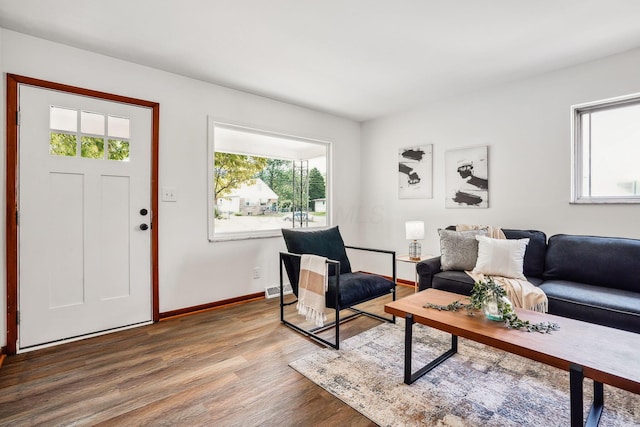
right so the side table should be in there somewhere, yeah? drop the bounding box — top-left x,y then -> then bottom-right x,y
396,255 -> 434,292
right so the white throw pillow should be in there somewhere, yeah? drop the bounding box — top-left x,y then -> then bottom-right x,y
473,236 -> 530,279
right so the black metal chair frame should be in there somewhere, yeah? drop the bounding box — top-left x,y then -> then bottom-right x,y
279,245 -> 397,349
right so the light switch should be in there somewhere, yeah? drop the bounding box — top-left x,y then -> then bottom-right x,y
162,186 -> 177,202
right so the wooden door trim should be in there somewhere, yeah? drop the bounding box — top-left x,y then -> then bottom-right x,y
5,74 -> 160,354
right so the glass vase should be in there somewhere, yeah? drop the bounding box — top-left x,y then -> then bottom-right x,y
483,295 -> 511,321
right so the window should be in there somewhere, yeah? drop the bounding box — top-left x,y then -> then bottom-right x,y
49,106 -> 131,161
207,120 -> 330,241
572,94 -> 640,203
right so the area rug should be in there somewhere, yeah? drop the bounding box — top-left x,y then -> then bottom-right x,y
290,322 -> 640,426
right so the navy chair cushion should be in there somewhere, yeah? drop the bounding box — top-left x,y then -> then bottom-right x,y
327,272 -> 395,308
282,226 -> 351,274
281,226 -> 352,296
281,226 -> 394,306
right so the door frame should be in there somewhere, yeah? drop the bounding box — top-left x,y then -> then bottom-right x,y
5,74 -> 160,355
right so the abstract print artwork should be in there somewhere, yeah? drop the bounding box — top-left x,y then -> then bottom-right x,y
445,145 -> 488,208
398,144 -> 433,199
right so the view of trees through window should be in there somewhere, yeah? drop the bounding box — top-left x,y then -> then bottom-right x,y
49,106 -> 131,161
208,121 -> 330,239
212,154 -> 327,238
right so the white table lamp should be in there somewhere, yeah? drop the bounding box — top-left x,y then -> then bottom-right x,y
405,221 -> 424,260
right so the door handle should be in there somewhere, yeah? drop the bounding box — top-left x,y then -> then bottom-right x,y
140,223 -> 149,231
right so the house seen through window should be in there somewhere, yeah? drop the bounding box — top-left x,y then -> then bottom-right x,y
572,94 -> 640,203
208,121 -> 329,240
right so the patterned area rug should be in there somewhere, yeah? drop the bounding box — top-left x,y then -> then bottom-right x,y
290,322 -> 640,426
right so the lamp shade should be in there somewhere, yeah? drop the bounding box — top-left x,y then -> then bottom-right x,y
405,221 -> 425,240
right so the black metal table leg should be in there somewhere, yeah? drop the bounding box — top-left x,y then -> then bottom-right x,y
570,363 -> 604,427
404,313 -> 414,384
586,380 -> 604,427
404,313 -> 458,385
570,364 -> 584,427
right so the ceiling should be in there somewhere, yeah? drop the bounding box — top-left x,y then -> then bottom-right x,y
2,0 -> 640,122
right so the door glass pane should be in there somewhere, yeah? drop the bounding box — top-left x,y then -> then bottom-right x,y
50,106 -> 77,132
81,136 -> 104,159
108,139 -> 130,161
108,116 -> 130,139
81,111 -> 105,135
50,132 -> 77,157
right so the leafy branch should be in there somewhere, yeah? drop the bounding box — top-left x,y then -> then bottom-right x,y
424,277 -> 560,334
424,300 -> 469,312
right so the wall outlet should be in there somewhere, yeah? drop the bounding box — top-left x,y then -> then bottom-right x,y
162,186 -> 177,202
253,267 -> 260,279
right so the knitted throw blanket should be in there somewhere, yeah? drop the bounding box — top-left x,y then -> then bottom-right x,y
297,254 -> 328,327
465,271 -> 548,313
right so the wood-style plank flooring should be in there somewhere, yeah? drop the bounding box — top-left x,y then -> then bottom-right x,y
0,286 -> 413,426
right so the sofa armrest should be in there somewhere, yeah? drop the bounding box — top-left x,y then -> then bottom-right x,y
416,256 -> 442,291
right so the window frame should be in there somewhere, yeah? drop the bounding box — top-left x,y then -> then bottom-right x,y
207,117 -> 332,241
571,93 -> 640,204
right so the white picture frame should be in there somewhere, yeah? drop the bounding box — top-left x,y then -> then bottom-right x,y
445,145 -> 488,208
398,144 -> 433,199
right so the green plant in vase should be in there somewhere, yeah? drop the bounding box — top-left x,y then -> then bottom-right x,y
425,277 -> 560,333
469,277 -> 513,321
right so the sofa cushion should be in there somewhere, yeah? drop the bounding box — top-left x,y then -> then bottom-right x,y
432,270 -> 476,295
432,270 -> 544,296
473,236 -> 529,279
439,228 -> 487,271
540,279 -> 640,333
502,229 -> 547,278
544,234 -> 640,293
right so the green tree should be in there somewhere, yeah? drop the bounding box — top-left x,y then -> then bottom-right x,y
49,133 -> 130,161
81,136 -> 104,159
214,152 -> 268,200
256,159 -> 293,209
308,167 -> 326,204
108,139 -> 130,160
50,132 -> 77,156
291,164 -> 308,212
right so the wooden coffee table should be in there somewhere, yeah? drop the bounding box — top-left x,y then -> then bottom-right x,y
384,289 -> 640,427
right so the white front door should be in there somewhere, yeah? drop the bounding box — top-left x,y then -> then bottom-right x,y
18,84 -> 153,350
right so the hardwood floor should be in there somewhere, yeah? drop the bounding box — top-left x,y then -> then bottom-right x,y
0,285 -> 414,426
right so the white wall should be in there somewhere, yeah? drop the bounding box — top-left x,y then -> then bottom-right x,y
0,30 -> 362,347
360,48 -> 640,280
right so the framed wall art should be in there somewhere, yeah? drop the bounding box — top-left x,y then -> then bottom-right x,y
445,145 -> 488,208
398,144 -> 433,199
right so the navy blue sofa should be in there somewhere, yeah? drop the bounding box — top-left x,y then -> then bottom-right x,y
416,230 -> 640,334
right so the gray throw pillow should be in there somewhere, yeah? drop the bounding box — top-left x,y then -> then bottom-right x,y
439,228 -> 488,271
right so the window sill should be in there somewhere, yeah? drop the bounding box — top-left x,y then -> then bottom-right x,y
571,197 -> 640,204
209,227 -> 324,242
